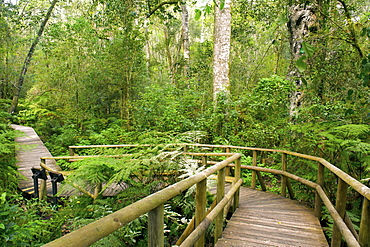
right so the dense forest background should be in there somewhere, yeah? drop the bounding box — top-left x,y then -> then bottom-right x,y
0,0 -> 370,245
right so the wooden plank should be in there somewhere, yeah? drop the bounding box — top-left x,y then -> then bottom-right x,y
11,124 -> 61,196
215,187 -> 328,247
11,124 -> 128,197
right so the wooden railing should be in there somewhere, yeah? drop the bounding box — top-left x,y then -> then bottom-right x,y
42,144 -> 370,247
43,151 -> 242,247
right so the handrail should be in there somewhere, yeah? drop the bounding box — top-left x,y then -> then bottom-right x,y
66,143 -> 370,247
43,152 -> 242,247
69,143 -> 370,200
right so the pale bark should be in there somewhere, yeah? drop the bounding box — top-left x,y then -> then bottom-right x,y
181,2 -> 190,76
9,0 -> 59,114
213,0 -> 232,101
287,3 -> 317,116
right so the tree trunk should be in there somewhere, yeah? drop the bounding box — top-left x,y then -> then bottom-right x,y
8,0 -> 59,114
213,0 -> 232,102
287,3 -> 316,117
181,2 -> 190,76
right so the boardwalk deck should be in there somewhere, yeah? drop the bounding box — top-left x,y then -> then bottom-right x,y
216,188 -> 328,247
11,124 -> 62,196
11,124 -> 124,197
12,125 -> 328,245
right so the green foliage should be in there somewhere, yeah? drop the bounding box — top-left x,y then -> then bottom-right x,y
0,193 -> 60,246
133,83 -> 209,132
208,76 -> 294,148
0,109 -> 18,193
61,145 -> 185,199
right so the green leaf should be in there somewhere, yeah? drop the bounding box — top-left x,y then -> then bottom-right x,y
194,9 -> 202,20
345,108 -> 355,115
219,0 -> 225,10
204,5 -> 211,14
347,89 -> 354,99
301,77 -> 308,86
296,55 -> 307,73
301,42 -> 315,57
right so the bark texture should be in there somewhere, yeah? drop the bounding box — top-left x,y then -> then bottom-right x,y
181,2 -> 190,75
213,0 -> 232,101
287,3 -> 317,116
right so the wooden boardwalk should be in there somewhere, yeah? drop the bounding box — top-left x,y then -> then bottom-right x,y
11,124 -> 125,197
11,124 -> 62,196
216,187 -> 328,246
12,125 -> 328,245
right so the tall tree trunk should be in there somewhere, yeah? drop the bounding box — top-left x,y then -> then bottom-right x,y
181,1 -> 190,76
287,3 -> 316,117
213,0 -> 232,101
8,0 -> 59,114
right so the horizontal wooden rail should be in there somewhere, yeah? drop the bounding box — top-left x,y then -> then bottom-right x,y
64,143 -> 370,247
68,143 -> 370,200
44,153 -> 242,247
180,178 -> 243,246
241,165 -> 359,247
41,154 -> 132,159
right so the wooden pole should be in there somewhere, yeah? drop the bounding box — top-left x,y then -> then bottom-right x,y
233,157 -> 241,212
180,179 -> 242,247
281,153 -> 287,197
314,163 -> 325,218
286,179 -> 295,199
225,147 -> 231,176
176,200 -> 217,246
214,167 -> 225,243
251,150 -> 257,189
202,156 -> 207,168
195,178 -> 207,247
39,159 -> 47,200
69,147 -> 75,156
359,198 -> 370,247
331,178 -> 348,247
148,203 -> 164,247
256,171 -> 267,191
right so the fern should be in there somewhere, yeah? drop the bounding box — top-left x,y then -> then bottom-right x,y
332,124 -> 370,139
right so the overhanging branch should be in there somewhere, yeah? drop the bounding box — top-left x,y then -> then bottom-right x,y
147,1 -> 179,18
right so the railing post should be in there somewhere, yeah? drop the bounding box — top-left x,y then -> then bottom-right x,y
251,150 -> 257,189
331,178 -> 348,247
69,147 -> 75,156
195,177 -> 207,247
202,155 -> 207,168
225,147 -> 231,176
233,156 -> 241,212
214,167 -> 226,243
359,198 -> 370,247
148,203 -> 164,247
39,159 -> 47,200
281,153 -> 287,197
314,163 -> 325,218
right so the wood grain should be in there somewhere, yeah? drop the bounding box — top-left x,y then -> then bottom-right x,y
215,188 -> 328,247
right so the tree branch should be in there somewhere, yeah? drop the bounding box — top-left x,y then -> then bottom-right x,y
146,1 -> 179,18
337,0 -> 363,57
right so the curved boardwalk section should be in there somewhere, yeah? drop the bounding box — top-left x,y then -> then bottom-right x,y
11,124 -> 126,197
216,187 -> 328,246
11,124 -> 61,195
